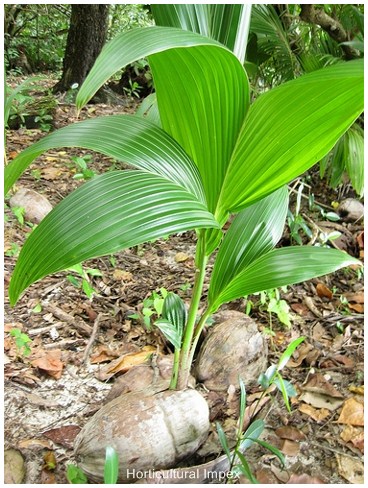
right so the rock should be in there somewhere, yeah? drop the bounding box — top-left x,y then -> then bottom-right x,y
338,199 -> 364,222
175,252 -> 189,263
195,311 -> 267,391
9,188 -> 53,223
4,449 -> 26,484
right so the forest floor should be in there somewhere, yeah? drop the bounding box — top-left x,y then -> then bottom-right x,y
4,77 -> 364,484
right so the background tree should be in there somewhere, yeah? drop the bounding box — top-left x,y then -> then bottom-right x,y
246,4 -> 364,196
53,5 -> 109,93
4,4 -> 70,72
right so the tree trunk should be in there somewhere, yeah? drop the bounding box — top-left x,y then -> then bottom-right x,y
53,5 -> 109,93
300,4 -> 359,60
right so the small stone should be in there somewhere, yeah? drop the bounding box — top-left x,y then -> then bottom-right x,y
338,198 -> 364,222
175,252 -> 189,263
4,449 -> 26,484
9,187 -> 53,223
113,269 -> 133,281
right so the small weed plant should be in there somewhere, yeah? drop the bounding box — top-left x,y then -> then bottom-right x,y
245,287 -> 292,330
129,287 -> 168,330
123,79 -> 142,98
66,263 -> 103,300
10,328 -> 32,357
67,446 -> 119,484
217,337 -> 303,483
71,154 -> 96,180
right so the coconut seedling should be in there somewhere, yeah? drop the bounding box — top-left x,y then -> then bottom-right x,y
5,6 -> 363,483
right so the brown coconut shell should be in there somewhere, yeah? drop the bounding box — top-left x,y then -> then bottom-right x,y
74,388 -> 209,483
195,311 -> 268,391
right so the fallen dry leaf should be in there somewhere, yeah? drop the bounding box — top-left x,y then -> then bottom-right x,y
298,403 -> 330,422
280,439 -> 300,456
90,345 -> 119,364
287,473 -> 325,484
242,396 -> 270,431
311,322 -> 331,345
96,345 -> 157,380
299,391 -> 344,411
349,385 -> 364,395
256,467 -> 279,484
275,426 -> 306,442
343,291 -> 364,304
303,296 -> 323,317
43,451 -> 57,470
18,438 -> 52,450
356,231 -> 364,249
302,373 -> 344,398
43,425 -> 81,449
8,150 -> 19,160
288,342 -> 320,367
40,469 -> 56,484
335,454 -> 364,484
4,322 -> 24,332
112,269 -> 133,281
290,302 -> 310,316
31,349 -> 64,379
270,464 -> 290,483
340,425 -> 364,453
316,282 -> 333,300
337,397 -> 364,426
42,167 -> 63,180
348,303 -> 364,313
320,357 -> 354,369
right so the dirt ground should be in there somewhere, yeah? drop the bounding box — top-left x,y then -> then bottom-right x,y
4,79 -> 364,484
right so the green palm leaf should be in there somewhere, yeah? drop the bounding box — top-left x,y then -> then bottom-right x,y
75,27 -> 244,111
5,115 -> 205,201
250,4 -> 296,82
151,4 -> 211,38
152,4 -> 251,63
345,124 -> 364,197
209,247 -> 360,311
321,123 -> 364,197
209,186 -> 288,308
216,59 -> 363,220
75,26 -> 249,214
9,171 -> 219,305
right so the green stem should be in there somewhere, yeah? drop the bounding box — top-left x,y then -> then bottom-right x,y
169,348 -> 180,390
187,308 -> 211,372
176,232 -> 208,390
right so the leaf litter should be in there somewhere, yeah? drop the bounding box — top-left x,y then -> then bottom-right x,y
4,89 -> 364,484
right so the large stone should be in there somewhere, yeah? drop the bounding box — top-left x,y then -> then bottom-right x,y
195,311 -> 268,391
338,198 -> 364,223
9,188 -> 53,223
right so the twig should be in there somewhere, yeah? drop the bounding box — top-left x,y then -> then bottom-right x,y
83,313 -> 103,364
28,322 -> 65,337
310,440 -> 362,461
42,302 -> 93,335
288,186 -> 334,210
44,339 -> 85,350
301,213 -> 341,250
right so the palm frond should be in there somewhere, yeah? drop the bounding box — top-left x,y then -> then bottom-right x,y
250,5 -> 296,83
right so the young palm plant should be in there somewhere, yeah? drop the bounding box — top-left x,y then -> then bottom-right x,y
6,22 -> 363,393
